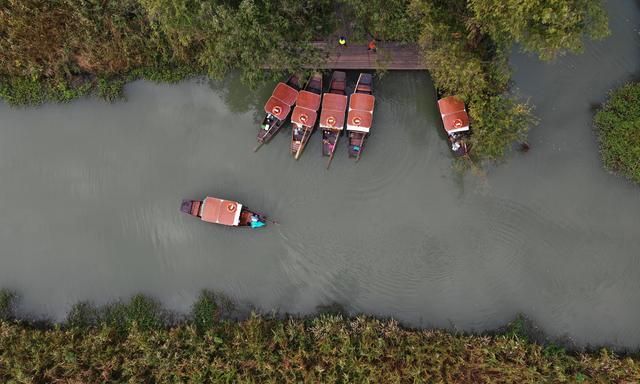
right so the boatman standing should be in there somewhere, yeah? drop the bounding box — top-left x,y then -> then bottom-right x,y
368,39 -> 377,53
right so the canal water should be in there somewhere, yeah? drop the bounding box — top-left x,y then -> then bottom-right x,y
0,1 -> 638,349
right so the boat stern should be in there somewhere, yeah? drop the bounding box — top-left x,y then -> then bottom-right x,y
180,199 -> 201,217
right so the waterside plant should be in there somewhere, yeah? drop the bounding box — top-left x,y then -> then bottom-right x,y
594,82 -> 640,184
0,290 -> 639,383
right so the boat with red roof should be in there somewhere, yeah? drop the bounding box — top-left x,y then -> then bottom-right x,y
291,73 -> 322,159
180,197 -> 267,229
320,71 -> 348,168
437,95 -> 471,156
347,73 -> 375,160
256,75 -> 301,150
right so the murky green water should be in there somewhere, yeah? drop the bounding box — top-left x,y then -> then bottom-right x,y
0,0 -> 638,349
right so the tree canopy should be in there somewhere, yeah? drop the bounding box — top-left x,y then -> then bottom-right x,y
468,0 -> 609,60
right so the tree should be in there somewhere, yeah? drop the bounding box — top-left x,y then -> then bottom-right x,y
341,0 -> 420,42
467,0 -> 609,60
198,0 -> 332,84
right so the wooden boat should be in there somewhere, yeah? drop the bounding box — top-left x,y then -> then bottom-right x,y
347,73 -> 375,160
291,73 -> 322,159
320,71 -> 348,169
257,75 -> 301,150
437,96 -> 471,156
180,197 -> 267,229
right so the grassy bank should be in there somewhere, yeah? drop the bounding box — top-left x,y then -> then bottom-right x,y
0,290 -> 639,382
594,82 -> 640,184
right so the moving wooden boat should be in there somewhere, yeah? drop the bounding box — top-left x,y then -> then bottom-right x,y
320,71 -> 348,169
347,73 -> 375,160
437,96 -> 471,156
257,75 -> 301,150
291,73 -> 322,159
180,197 -> 267,229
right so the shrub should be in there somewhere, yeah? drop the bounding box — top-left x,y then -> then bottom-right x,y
594,82 -> 640,184
0,290 -> 639,382
101,294 -> 164,333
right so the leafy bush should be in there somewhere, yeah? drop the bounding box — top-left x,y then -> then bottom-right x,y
101,294 -> 164,333
191,290 -> 233,333
66,301 -> 99,329
594,82 -> 640,184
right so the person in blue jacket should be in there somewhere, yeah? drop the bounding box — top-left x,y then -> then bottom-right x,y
250,215 -> 266,229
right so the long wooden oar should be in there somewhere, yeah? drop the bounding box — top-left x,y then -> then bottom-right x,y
326,131 -> 340,169
253,142 -> 265,152
295,127 -> 312,160
355,134 -> 365,162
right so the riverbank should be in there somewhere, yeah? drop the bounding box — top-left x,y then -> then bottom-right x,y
1,290 -> 638,383
0,0 -> 610,161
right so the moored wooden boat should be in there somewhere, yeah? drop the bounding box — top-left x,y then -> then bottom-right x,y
437,96 -> 471,156
257,75 -> 301,150
347,73 -> 375,160
180,197 -> 267,228
291,73 -> 322,159
320,71 -> 348,169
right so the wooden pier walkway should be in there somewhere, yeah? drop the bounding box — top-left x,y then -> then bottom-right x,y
311,42 -> 425,70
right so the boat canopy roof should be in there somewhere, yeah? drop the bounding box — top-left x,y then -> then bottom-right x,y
438,96 -> 470,133
349,93 -> 375,113
437,96 -> 465,115
320,93 -> 347,129
264,97 -> 291,121
347,109 -> 373,132
347,93 -> 375,132
200,197 -> 242,226
442,111 -> 470,133
291,106 -> 318,127
272,82 -> 298,106
296,90 -> 321,111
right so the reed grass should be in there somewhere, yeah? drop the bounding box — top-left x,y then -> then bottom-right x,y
0,291 -> 638,383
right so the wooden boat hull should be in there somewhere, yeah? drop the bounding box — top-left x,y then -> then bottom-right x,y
346,73 -> 374,160
290,73 -> 322,159
322,129 -> 340,157
320,71 -> 347,162
257,116 -> 286,144
449,134 -> 470,157
291,125 -> 315,158
436,92 -> 471,157
257,75 -> 301,146
348,131 -> 367,159
180,199 -> 267,228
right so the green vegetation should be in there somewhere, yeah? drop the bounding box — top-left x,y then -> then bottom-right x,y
344,0 -> 608,160
0,0 -> 609,160
0,289 -> 16,321
0,291 -> 639,382
0,0 -> 332,104
594,82 -> 640,184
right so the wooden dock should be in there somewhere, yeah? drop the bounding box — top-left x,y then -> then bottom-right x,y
311,42 -> 425,70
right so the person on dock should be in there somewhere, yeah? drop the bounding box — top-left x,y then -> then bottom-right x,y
368,39 -> 377,53
338,36 -> 347,47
